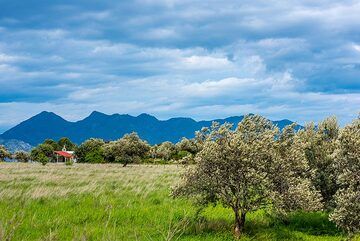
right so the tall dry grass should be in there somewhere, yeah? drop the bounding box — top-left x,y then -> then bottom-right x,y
0,163 -> 182,199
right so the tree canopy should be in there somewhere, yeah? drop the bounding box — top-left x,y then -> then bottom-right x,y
330,116 -> 360,236
103,132 -> 150,166
75,138 -> 105,163
172,115 -> 322,238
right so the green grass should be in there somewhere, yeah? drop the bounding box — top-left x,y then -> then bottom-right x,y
0,163 -> 357,240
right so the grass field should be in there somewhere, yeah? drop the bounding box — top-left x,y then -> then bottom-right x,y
0,163 -> 357,241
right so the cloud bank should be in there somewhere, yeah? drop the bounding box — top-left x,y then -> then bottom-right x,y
0,0 -> 359,132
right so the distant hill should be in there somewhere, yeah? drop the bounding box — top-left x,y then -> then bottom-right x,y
0,111 -> 302,146
0,138 -> 33,153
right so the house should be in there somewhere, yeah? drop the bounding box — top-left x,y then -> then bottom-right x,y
54,146 -> 76,162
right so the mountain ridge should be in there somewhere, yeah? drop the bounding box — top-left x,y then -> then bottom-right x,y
0,111 -> 302,146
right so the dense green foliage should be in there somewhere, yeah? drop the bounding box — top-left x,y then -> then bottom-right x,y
58,137 -> 76,151
30,143 -> 54,161
75,138 -> 104,163
84,148 -> 105,163
43,139 -> 61,151
36,152 -> 49,165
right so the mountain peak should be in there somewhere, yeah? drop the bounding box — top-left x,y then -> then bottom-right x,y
37,111 -> 58,117
275,119 -> 295,125
32,111 -> 64,121
137,113 -> 158,121
89,111 -> 107,117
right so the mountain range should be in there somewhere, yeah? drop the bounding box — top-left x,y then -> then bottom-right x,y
0,111 -> 302,148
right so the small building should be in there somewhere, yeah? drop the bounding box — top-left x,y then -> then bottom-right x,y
54,146 -> 76,163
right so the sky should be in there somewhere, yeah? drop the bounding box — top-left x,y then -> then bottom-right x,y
0,0 -> 359,132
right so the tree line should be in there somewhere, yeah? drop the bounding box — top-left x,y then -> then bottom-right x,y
0,114 -> 359,238
1,133 -> 200,166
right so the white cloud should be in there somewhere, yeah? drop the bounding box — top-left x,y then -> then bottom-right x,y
0,53 -> 19,62
179,55 -> 232,70
353,44 -> 360,52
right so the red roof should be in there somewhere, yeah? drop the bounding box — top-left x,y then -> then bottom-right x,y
54,151 -> 73,158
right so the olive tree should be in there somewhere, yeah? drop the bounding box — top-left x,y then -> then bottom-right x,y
194,126 -> 211,151
174,138 -> 200,162
30,143 -> 55,161
330,116 -> 360,236
176,137 -> 199,155
0,145 -> 11,161
298,117 -> 340,209
103,132 -> 150,166
270,124 -> 322,218
172,115 -> 321,238
152,141 -> 176,161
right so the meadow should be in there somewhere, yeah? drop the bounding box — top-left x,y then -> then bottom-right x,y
0,163 -> 356,241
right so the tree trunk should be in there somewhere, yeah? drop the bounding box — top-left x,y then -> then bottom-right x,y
123,161 -> 128,167
234,210 -> 246,239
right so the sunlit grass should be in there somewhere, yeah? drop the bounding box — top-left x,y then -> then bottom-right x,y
0,163 -> 355,240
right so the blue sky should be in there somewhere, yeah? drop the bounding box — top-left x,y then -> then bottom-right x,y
0,0 -> 359,132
